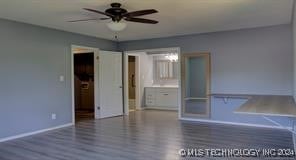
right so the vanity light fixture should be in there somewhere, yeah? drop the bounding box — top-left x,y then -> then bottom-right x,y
165,53 -> 178,62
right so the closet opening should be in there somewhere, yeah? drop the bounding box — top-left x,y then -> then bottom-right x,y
74,51 -> 95,122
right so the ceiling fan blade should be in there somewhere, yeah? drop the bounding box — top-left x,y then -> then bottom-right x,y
100,17 -> 111,20
83,8 -> 114,18
125,17 -> 158,24
68,18 -> 98,22
123,9 -> 158,17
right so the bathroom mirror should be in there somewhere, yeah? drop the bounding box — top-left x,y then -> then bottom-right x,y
154,60 -> 178,80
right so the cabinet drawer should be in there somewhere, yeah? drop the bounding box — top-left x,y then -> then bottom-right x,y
145,87 -> 178,107
156,91 -> 178,107
145,99 -> 155,106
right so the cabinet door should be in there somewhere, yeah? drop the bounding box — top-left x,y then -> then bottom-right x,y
156,89 -> 178,107
181,53 -> 210,118
145,88 -> 156,106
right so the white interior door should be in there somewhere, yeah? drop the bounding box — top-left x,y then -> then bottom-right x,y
96,51 -> 123,119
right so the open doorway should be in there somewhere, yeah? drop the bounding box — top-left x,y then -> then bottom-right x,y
124,48 -> 181,116
71,45 -> 99,123
74,52 -> 94,122
128,56 -> 137,112
72,46 -> 123,123
73,51 -> 94,122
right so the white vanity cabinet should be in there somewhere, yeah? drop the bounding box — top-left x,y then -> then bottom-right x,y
145,87 -> 178,110
145,88 -> 156,106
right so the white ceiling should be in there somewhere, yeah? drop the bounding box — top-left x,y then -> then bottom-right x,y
0,0 -> 293,41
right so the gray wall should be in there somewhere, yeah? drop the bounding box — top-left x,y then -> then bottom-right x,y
120,24 -> 294,127
0,17 -> 293,139
0,18 -> 117,139
120,24 -> 293,95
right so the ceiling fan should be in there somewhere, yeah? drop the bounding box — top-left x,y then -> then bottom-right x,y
69,3 -> 158,31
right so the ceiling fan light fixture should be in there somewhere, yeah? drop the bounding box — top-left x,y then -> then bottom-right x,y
106,21 -> 127,32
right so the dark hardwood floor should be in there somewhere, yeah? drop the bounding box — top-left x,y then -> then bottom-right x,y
75,110 -> 94,122
0,110 -> 294,160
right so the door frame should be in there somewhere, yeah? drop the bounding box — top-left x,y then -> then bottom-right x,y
123,47 -> 181,116
181,52 -> 211,119
71,45 -> 100,124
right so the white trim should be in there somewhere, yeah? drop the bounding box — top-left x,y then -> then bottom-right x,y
179,118 -> 292,130
73,48 -> 95,54
134,56 -> 140,111
0,123 -> 73,143
177,48 -> 182,119
124,47 -> 181,116
94,50 -> 100,119
71,45 -> 75,124
235,111 -> 296,118
71,45 -> 100,123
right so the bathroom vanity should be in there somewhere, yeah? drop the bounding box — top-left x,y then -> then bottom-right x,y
145,87 -> 178,110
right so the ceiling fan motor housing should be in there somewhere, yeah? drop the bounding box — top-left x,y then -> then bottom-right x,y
105,3 -> 127,21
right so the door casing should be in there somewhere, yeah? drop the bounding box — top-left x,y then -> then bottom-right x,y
181,52 -> 211,118
71,45 -> 100,123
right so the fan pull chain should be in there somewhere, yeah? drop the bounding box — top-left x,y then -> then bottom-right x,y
115,35 -> 120,50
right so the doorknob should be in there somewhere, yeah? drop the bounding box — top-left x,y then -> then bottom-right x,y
97,106 -> 100,110
119,86 -> 122,88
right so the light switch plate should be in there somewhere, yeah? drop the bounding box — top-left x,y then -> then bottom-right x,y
51,113 -> 56,120
59,75 -> 64,82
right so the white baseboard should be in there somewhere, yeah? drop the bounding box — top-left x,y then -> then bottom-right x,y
179,118 -> 292,130
0,123 -> 73,143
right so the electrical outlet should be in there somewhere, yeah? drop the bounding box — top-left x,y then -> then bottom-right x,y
51,113 -> 56,120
